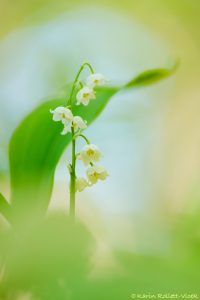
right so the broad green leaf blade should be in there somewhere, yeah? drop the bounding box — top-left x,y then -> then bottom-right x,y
125,61 -> 178,88
9,87 -> 118,217
0,193 -> 11,221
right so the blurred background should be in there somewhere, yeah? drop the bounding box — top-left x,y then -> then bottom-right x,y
0,0 -> 200,298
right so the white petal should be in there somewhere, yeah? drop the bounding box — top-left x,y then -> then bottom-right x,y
86,73 -> 108,87
86,165 -> 108,184
86,166 -> 98,184
63,108 -> 74,121
73,116 -> 87,130
81,98 -> 90,106
50,106 -> 73,123
76,178 -> 89,192
76,86 -> 96,106
95,165 -> 109,180
78,144 -> 102,165
61,124 -> 71,135
78,152 -> 91,166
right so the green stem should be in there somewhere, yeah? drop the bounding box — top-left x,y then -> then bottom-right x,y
78,134 -> 90,145
67,62 -> 95,106
68,62 -> 94,219
84,62 -> 95,74
70,127 -> 76,219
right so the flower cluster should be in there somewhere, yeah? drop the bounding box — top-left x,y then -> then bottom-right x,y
76,144 -> 109,192
50,69 -> 109,195
50,107 -> 87,135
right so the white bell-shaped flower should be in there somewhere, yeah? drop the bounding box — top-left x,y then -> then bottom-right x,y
50,106 -> 74,135
73,116 -> 87,131
77,144 -> 102,166
76,86 -> 96,106
86,165 -> 109,185
50,106 -> 73,124
86,73 -> 108,88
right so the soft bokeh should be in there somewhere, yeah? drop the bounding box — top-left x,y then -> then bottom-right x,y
0,0 -> 200,298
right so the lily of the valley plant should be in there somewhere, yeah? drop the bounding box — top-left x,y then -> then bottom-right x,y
50,62 -> 109,218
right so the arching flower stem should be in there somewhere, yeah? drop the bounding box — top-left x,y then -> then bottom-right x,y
68,62 -> 94,106
78,134 -> 90,145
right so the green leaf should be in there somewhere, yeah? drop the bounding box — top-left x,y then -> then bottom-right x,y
125,60 -> 178,88
0,193 -> 11,222
8,64 -> 177,219
9,87 -> 118,218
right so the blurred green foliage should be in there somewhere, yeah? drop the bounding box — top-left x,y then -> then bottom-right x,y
0,214 -> 94,299
0,213 -> 200,299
